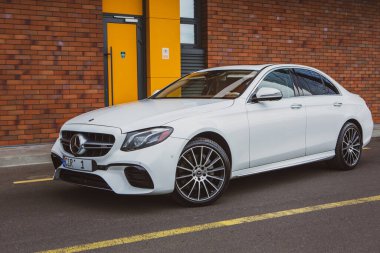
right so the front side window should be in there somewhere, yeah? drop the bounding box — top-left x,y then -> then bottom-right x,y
294,69 -> 326,95
257,69 -> 295,98
153,70 -> 258,99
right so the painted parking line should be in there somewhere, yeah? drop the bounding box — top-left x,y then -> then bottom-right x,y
13,177 -> 53,184
363,147 -> 371,150
38,194 -> 380,253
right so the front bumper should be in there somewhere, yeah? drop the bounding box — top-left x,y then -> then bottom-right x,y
51,124 -> 188,195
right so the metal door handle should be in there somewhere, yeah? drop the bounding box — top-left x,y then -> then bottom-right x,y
291,104 -> 303,109
333,102 -> 343,107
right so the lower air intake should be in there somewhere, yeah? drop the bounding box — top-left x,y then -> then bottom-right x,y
124,166 -> 154,189
59,169 -> 111,190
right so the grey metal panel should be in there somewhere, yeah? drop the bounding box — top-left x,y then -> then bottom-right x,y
181,48 -> 205,76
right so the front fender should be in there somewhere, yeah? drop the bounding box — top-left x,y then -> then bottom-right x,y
166,109 -> 250,172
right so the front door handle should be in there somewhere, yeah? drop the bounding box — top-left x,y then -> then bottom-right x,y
291,104 -> 303,109
333,102 -> 343,107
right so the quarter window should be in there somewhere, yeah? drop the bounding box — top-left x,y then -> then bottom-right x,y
257,69 -> 295,98
294,69 -> 325,96
322,76 -> 340,95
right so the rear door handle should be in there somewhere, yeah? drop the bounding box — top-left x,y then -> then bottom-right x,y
333,102 -> 343,107
291,104 -> 303,109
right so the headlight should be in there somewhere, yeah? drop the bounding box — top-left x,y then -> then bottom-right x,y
121,127 -> 173,151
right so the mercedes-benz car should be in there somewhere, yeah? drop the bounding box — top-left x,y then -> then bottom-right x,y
51,64 -> 373,206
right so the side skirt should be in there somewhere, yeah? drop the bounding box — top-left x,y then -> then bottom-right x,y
231,151 -> 335,179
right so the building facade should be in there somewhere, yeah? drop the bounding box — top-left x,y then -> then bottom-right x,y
0,0 -> 379,146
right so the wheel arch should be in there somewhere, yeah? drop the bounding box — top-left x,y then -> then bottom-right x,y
190,131 -> 232,167
345,118 -> 363,140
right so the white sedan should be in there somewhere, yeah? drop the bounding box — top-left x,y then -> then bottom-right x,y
51,64 -> 373,206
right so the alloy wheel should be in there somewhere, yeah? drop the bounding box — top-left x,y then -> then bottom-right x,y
342,127 -> 361,166
175,145 -> 226,202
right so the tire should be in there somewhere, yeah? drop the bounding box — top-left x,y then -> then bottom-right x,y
328,122 -> 362,171
172,137 -> 231,207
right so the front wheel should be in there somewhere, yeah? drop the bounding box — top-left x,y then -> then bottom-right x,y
328,122 -> 362,170
173,138 -> 231,207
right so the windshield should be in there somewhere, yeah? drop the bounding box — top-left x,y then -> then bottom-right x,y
152,70 -> 258,99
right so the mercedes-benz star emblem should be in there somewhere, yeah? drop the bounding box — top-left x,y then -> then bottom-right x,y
70,134 -> 87,156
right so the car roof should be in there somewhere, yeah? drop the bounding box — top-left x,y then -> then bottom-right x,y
197,64 -> 273,72
197,64 -> 321,72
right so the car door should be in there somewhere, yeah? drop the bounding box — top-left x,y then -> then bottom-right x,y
246,68 -> 306,168
292,68 -> 345,155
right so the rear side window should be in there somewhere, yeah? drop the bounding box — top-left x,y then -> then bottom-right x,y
293,68 -> 325,95
322,76 -> 340,95
258,69 -> 295,98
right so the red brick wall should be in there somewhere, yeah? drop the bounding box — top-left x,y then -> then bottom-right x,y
1,0 -> 379,147
206,0 -> 380,123
0,0 -> 104,146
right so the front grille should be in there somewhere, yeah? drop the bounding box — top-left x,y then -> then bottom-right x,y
59,169 -> 112,190
61,131 -> 115,157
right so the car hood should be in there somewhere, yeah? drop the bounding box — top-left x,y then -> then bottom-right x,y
65,99 -> 234,133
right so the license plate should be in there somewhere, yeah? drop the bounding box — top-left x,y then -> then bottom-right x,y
62,156 -> 93,172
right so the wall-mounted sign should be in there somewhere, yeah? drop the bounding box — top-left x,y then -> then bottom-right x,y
120,51 -> 126,59
162,48 -> 169,60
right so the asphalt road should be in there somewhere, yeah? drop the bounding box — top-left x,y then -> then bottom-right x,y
1,138 -> 379,253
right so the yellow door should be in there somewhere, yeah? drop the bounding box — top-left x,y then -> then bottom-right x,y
106,23 -> 138,105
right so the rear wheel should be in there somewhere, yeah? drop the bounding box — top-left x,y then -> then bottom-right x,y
173,138 -> 231,207
328,122 -> 362,170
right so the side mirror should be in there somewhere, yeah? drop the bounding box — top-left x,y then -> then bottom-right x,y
250,87 -> 283,103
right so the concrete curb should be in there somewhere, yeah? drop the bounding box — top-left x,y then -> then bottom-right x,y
1,124 -> 380,168
0,144 -> 53,168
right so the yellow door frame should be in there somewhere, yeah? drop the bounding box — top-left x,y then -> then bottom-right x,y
103,14 -> 146,106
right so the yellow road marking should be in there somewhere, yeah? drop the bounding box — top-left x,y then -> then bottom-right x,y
39,194 -> 380,253
13,177 -> 53,184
